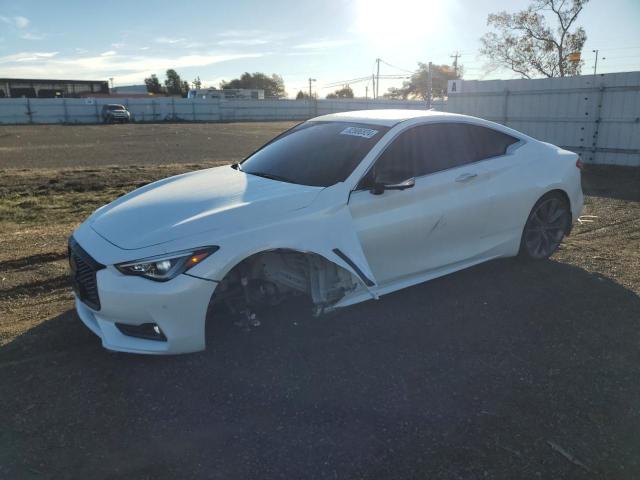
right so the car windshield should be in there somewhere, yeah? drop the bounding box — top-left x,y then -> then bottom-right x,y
108,105 -> 125,110
240,121 -> 389,187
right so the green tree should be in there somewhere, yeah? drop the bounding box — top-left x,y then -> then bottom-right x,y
326,85 -> 354,99
382,86 -> 406,100
383,63 -> 462,100
144,74 -> 163,94
192,76 -> 202,89
480,0 -> 588,78
164,69 -> 186,95
295,90 -> 310,100
221,72 -> 286,98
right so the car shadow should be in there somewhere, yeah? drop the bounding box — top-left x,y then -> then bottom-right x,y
1,258 -> 640,479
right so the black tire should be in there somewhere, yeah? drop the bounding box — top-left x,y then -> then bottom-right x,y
519,192 -> 571,260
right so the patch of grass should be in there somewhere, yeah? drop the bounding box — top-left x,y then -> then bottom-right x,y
0,163 -> 213,225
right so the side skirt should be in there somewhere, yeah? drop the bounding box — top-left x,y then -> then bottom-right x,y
332,253 -> 507,309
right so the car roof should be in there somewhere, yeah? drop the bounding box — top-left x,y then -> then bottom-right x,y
309,109 -> 470,127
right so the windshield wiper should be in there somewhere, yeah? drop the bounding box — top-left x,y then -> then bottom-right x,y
246,171 -> 295,184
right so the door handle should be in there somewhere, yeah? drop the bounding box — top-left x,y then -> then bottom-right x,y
455,172 -> 478,182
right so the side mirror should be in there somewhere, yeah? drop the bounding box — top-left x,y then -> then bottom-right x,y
370,177 -> 415,195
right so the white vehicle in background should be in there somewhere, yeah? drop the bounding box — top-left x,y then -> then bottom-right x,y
69,110 -> 583,355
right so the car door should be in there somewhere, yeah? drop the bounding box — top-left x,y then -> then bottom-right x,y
462,125 -> 526,245
348,122 -> 494,287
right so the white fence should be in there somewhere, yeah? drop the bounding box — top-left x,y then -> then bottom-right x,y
447,71 -> 640,167
1,71 -> 638,166
0,97 -> 438,125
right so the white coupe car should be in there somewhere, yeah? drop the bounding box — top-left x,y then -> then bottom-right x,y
69,110 -> 583,354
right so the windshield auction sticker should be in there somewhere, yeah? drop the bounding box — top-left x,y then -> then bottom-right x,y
340,127 -> 379,139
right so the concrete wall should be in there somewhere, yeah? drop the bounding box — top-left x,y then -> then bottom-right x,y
446,71 -> 640,167
0,97 -> 438,125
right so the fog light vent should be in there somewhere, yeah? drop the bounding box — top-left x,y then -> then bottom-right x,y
115,323 -> 167,342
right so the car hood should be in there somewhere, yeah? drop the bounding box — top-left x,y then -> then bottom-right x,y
89,165 -> 323,250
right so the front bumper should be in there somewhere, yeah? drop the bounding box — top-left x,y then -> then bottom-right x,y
75,267 -> 217,354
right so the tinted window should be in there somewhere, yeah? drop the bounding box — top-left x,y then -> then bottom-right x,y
360,122 -> 519,188
417,123 -> 519,174
360,127 -> 418,187
241,122 -> 389,187
465,124 -> 520,160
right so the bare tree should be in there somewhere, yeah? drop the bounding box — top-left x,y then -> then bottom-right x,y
480,0 -> 588,78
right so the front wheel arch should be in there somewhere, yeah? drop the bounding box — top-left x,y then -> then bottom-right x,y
205,248 -> 363,320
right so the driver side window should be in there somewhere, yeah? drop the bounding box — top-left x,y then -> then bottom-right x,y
359,128 -> 417,189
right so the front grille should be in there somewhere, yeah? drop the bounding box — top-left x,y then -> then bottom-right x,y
68,237 -> 105,310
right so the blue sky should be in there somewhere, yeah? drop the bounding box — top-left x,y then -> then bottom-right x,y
0,0 -> 639,97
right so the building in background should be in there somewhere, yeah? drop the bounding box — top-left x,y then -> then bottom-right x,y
0,78 -> 109,98
109,85 -> 149,97
187,88 -> 265,100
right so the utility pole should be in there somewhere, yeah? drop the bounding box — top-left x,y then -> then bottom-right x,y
308,78 -> 316,99
372,74 -> 376,100
450,51 -> 461,77
426,62 -> 433,108
375,58 -> 381,99
592,49 -> 605,75
365,85 -> 368,100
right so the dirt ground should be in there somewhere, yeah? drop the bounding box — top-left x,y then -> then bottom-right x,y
0,122 -> 295,169
0,123 -> 639,479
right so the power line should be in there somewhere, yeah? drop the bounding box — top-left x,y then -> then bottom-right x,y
595,45 -> 640,51
323,74 -> 409,89
379,59 -> 416,74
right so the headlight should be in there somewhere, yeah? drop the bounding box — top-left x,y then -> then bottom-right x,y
115,246 -> 219,282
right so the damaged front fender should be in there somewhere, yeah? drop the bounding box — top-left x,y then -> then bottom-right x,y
187,183 -> 379,306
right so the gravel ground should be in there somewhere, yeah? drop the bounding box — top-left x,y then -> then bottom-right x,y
0,123 -> 639,479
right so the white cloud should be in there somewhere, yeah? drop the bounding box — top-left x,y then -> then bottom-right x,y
155,36 -> 186,45
218,29 -> 265,38
0,51 -> 267,84
217,38 -> 269,46
285,50 -> 329,57
0,15 -> 30,28
0,51 -> 58,63
198,77 -> 227,89
111,42 -> 126,49
293,39 -> 350,49
100,50 -> 117,56
153,37 -> 205,49
20,32 -> 45,40
216,30 -> 292,47
14,16 -> 30,28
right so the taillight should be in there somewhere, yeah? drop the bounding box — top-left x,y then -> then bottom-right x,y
576,158 -> 584,169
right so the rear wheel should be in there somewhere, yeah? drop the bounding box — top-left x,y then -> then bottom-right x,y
519,192 -> 571,260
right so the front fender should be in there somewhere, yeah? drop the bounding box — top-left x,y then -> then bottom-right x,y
187,199 -> 378,298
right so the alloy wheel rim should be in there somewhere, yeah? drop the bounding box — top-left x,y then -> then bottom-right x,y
524,198 -> 568,259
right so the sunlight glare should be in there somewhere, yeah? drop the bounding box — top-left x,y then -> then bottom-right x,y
354,0 -> 447,44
